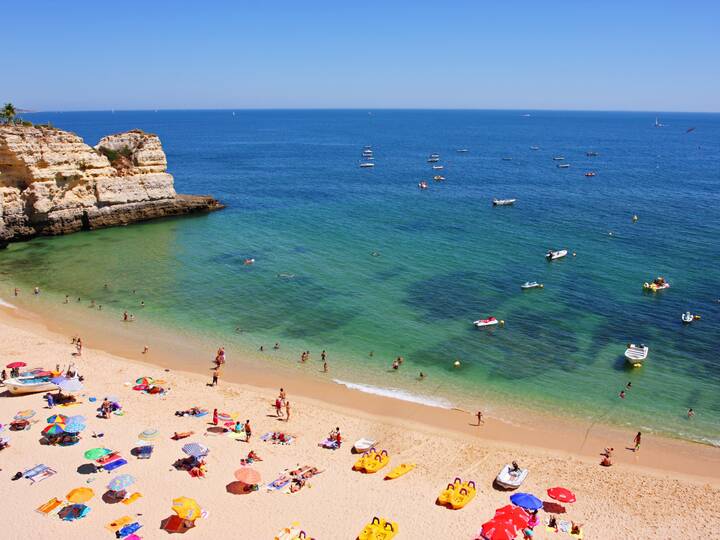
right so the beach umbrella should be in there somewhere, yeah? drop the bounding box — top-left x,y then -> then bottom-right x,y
494,505 -> 530,528
478,519 -> 517,540
64,421 -> 86,433
66,487 -> 94,503
47,414 -> 69,424
139,428 -> 160,441
68,415 -> 87,423
171,497 -> 202,521
6,361 -> 26,369
84,447 -> 112,460
234,468 -> 261,484
51,377 -> 83,392
42,423 -> 66,436
547,486 -> 576,504
108,474 -> 136,492
14,409 -> 35,420
510,492 -> 543,511
161,515 -> 195,534
58,504 -> 90,521
136,377 -> 154,386
181,442 -> 209,458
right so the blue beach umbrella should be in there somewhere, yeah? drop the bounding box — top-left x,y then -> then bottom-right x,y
510,492 -> 543,510
108,474 -> 136,492
181,442 -> 209,458
64,421 -> 86,433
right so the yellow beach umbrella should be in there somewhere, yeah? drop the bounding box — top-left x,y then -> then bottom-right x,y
172,496 -> 202,521
66,487 -> 95,503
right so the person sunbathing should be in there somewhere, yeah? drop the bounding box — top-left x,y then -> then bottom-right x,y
571,522 -> 583,535
289,477 -> 306,493
172,431 -> 194,440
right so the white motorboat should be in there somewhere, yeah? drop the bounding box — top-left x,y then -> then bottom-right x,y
586,151 -> 599,157
353,438 -> 377,453
432,165 -> 444,170
492,198 -> 516,206
359,162 -> 375,168
546,249 -> 568,261
530,145 -> 540,150
557,163 -> 570,168
681,312 -> 700,324
5,375 -> 58,396
552,156 -> 565,161
625,344 -> 648,367
427,157 -> 440,163
521,281 -> 544,290
502,157 -> 513,161
495,463 -> 529,490
474,316 -> 500,328
456,149 -> 469,153
433,175 -> 445,181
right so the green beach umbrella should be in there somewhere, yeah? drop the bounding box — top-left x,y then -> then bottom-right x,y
84,447 -> 112,460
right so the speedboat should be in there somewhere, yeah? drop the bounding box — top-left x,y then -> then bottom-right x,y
553,156 -> 565,161
359,162 -> 375,168
502,157 -> 513,161
521,281 -> 544,289
557,163 -> 570,168
546,249 -> 568,261
495,463 -> 528,490
456,149 -> 469,153
586,151 -> 599,157
418,181 -> 428,190
643,277 -> 669,292
492,198 -> 516,206
474,316 -> 499,328
585,172 -> 596,177
681,312 -> 700,324
432,165 -> 444,170
530,145 -> 540,150
5,375 -> 59,395
433,175 -> 445,181
427,157 -> 440,163
625,344 -> 648,367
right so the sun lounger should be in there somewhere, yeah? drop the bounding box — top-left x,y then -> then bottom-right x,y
36,497 -> 63,516
103,458 -> 128,472
23,464 -> 57,484
106,516 -> 133,533
122,492 -> 142,505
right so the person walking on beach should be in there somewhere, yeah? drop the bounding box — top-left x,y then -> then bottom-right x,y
76,337 -> 83,356
244,419 -> 252,442
275,397 -> 284,418
14,287 -> 19,296
323,361 -> 328,373
142,346 -> 149,354
285,400 -> 291,422
212,408 -> 218,426
279,388 -> 286,401
633,431 -> 642,452
476,410 -> 484,426
211,367 -> 220,387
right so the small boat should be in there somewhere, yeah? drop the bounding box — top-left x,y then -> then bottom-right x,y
429,153 -> 440,158
418,181 -> 428,190
385,463 -> 415,480
585,172 -> 596,177
632,214 -> 639,223
625,344 -> 648,367
353,438 -> 377,453
359,162 -> 375,168
492,198 -> 516,206
5,375 -> 58,396
546,249 -> 567,261
586,151 -> 599,157
502,157 -> 513,161
655,117 -> 663,128
456,149 -> 469,153
362,149 -> 373,155
494,463 -> 529,490
552,156 -> 565,161
530,145 -> 540,150
521,281 -> 544,290
557,163 -> 570,168
433,175 -> 445,181
643,277 -> 669,292
681,312 -> 700,324
432,165 -> 444,170
427,157 -> 440,163
474,316 -> 499,328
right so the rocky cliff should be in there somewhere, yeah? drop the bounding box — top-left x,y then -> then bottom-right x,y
0,125 -> 222,247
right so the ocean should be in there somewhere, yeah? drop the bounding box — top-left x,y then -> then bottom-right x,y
2,109 -> 719,445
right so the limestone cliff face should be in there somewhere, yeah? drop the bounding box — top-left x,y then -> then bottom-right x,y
0,126 -> 222,247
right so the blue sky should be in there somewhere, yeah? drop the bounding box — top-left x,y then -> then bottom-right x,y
4,1 -> 719,111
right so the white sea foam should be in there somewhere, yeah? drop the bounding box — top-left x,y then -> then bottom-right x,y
0,298 -> 17,309
332,379 -> 454,409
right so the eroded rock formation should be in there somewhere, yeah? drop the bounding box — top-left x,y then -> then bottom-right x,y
0,126 -> 222,247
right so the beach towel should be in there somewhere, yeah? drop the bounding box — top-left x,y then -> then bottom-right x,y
559,521 -> 571,534
117,522 -> 142,538
319,438 -> 340,450
36,497 -> 63,516
267,476 -> 291,491
106,516 -> 133,533
103,458 -> 128,472
122,492 -> 142,505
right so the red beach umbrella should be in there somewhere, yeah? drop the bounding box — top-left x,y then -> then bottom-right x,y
494,505 -> 530,528
234,468 -> 261,484
6,361 -> 26,369
478,519 -> 517,540
547,486 -> 576,504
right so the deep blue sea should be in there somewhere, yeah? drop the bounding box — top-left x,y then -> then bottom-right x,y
2,110 -> 719,444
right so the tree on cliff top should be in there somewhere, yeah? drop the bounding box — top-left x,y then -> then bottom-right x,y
2,103 -> 17,124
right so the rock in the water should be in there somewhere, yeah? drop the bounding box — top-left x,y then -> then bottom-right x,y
0,125 -> 223,247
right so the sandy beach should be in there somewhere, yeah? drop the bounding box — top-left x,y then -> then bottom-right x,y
1,302 -> 719,540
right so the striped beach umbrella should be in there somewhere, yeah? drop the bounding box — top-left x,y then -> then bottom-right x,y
181,442 -> 209,458
42,423 -> 66,436
108,474 -> 136,492
138,428 -> 159,441
135,377 -> 154,386
47,414 -> 69,424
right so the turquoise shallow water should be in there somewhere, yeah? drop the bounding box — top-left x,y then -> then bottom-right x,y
2,110 -> 719,444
